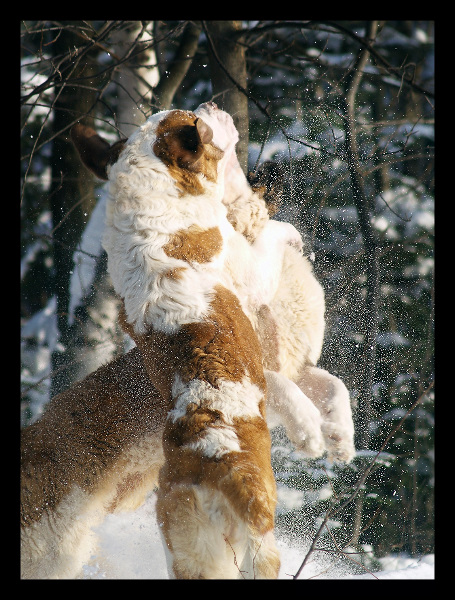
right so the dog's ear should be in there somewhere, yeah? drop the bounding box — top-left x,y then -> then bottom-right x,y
195,118 -> 213,145
174,118 -> 214,168
154,115 -> 215,170
71,123 -> 126,180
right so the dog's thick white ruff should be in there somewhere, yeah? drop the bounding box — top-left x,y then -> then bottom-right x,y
103,112 -> 230,334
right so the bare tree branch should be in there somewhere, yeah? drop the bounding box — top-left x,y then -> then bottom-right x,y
236,20 -> 434,100
342,21 -> 380,451
20,21 -> 121,105
152,21 -> 202,110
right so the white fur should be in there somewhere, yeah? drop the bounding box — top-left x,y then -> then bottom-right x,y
186,426 -> 242,458
220,219 -> 303,317
103,105 -> 305,341
104,106 -> 283,578
103,102 -> 355,462
20,486 -> 100,579
296,365 -> 354,462
102,109 -> 237,334
170,375 -> 263,425
161,485 -> 276,579
168,376 -> 265,459
264,370 -> 325,457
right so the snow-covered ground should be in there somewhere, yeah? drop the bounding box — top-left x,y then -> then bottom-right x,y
81,493 -> 434,580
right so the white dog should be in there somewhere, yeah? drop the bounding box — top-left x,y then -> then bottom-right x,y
75,104 -> 302,578
195,103 -> 355,463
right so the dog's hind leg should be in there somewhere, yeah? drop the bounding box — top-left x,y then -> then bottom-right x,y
157,480 -> 280,579
156,484 -> 248,579
237,528 -> 280,579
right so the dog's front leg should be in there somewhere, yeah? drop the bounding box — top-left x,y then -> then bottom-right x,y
264,370 -> 325,458
295,366 -> 356,463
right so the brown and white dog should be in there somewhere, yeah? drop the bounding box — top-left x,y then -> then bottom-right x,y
70,104 -> 297,579
20,348 -> 167,579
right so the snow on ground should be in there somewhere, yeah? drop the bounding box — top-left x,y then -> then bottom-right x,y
81,493 -> 434,580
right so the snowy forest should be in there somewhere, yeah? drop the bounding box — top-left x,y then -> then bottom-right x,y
20,21 -> 434,578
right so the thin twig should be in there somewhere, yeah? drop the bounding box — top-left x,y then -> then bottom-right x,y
293,380 -> 434,579
223,535 -> 247,579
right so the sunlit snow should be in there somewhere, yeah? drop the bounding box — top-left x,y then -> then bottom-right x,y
81,492 -> 434,580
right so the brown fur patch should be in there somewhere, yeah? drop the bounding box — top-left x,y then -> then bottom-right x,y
165,267 -> 186,280
256,304 -> 281,371
191,141 -> 224,182
118,305 -> 179,401
158,411 -> 276,534
168,165 -> 206,196
151,284 -> 274,534
71,123 -> 126,180
117,285 -> 278,576
119,285 -> 266,400
153,110 -> 223,196
163,225 -> 223,264
177,285 -> 266,391
107,472 -> 144,512
21,349 -> 166,528
118,286 -> 273,524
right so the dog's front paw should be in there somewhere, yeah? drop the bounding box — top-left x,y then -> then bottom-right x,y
266,220 -> 303,253
287,407 -> 325,459
321,421 -> 356,463
281,222 -> 304,253
292,429 -> 326,459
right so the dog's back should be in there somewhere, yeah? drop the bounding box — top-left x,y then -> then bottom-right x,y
21,349 -> 166,578
154,286 -> 279,578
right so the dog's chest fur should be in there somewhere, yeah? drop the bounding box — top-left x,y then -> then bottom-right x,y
102,110 -> 237,335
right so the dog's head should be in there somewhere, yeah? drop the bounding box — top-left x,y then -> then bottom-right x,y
72,104 -> 238,197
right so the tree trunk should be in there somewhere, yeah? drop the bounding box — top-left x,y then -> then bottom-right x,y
343,20 -> 379,452
49,22 -> 99,396
66,22 -> 161,385
111,21 -> 160,136
152,21 -> 202,111
341,21 -> 380,548
204,21 -> 249,174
